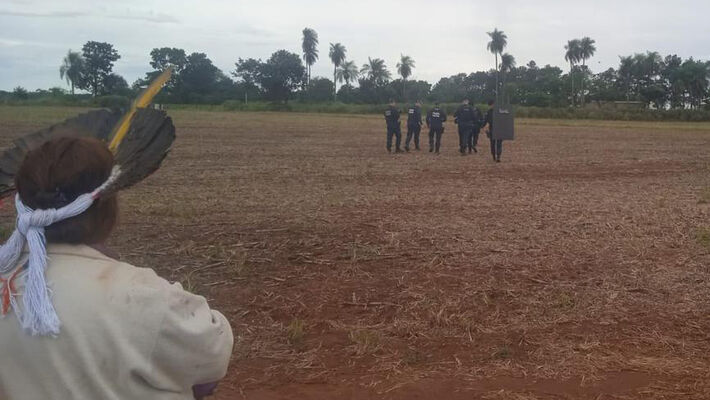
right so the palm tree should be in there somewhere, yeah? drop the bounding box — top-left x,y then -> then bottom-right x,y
59,50 -> 84,95
578,37 -> 596,106
336,60 -> 359,86
396,54 -> 415,101
500,53 -> 516,74
564,39 -> 581,106
500,53 -> 516,102
329,43 -> 346,100
361,57 -> 391,86
486,28 -> 508,99
301,28 -> 319,86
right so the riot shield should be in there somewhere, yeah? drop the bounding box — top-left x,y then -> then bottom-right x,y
492,105 -> 514,140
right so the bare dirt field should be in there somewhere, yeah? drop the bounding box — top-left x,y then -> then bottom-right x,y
2,106 -> 710,399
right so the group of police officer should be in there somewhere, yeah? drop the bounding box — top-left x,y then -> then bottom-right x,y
384,99 -> 503,162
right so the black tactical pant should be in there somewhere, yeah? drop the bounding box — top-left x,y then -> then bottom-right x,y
429,127 -> 444,153
468,128 -> 480,152
457,124 -> 473,154
490,138 -> 503,159
405,124 -> 421,150
386,123 -> 402,151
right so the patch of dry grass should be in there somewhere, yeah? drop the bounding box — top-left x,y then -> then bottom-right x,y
286,318 -> 306,347
349,329 -> 382,356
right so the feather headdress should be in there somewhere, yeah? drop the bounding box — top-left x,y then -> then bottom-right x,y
0,68 -> 176,335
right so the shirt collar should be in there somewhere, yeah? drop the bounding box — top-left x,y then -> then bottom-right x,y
42,243 -> 114,261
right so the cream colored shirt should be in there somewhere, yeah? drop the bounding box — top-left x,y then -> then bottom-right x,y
0,244 -> 234,400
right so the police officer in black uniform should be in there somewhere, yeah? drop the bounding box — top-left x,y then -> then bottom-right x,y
453,99 -> 477,156
468,105 -> 484,154
482,99 -> 502,162
384,99 -> 402,153
426,102 -> 447,154
404,100 -> 423,152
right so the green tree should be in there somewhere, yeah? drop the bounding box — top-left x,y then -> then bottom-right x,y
48,87 -> 66,97
102,73 -> 129,95
149,47 -> 188,72
663,54 -> 684,108
328,43 -> 346,100
259,50 -> 306,103
578,37 -> 596,106
301,28 -> 319,86
587,68 -> 623,104
59,50 -> 84,95
232,57 -> 263,103
396,54 -> 415,101
12,86 -> 28,100
336,60 -> 359,87
564,39 -> 581,105
303,77 -> 334,102
500,53 -> 516,101
388,79 -> 429,103
627,52 -> 664,107
618,55 -> 635,100
361,57 -> 391,86
335,83 -> 359,103
486,28 -> 507,98
79,41 -> 120,97
147,47 -> 188,94
431,73 -> 469,103
679,58 -> 709,109
181,52 -> 224,99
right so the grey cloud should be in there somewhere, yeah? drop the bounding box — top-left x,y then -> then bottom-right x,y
0,9 -> 178,23
107,12 -> 178,24
1,0 -> 709,91
0,10 -> 88,18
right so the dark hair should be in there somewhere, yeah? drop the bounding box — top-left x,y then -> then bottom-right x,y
15,137 -> 118,244
488,99 -> 495,106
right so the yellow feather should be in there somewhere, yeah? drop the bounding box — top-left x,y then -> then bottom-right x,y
108,67 -> 173,153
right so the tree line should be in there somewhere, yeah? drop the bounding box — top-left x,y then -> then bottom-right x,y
5,28 -> 709,110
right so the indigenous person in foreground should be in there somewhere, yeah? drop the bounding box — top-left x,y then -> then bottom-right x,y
454,98 -> 480,156
384,99 -> 403,153
0,137 -> 233,400
426,102 -> 447,154
404,100 -> 423,152
482,99 -> 503,162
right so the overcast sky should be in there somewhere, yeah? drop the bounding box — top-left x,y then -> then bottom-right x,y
1,0 -> 708,91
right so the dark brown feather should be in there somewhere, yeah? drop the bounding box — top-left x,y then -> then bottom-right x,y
0,109 -> 121,198
108,108 -> 175,193
0,108 -> 175,199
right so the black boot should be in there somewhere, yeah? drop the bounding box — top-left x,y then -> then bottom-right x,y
429,147 -> 433,153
